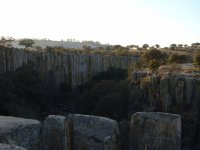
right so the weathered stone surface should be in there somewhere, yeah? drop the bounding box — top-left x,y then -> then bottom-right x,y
129,71 -> 151,117
0,116 -> 41,150
0,143 -> 27,150
129,72 -> 200,150
129,112 -> 181,150
42,115 -> 67,150
131,71 -> 148,83
0,48 -> 139,87
68,114 -> 120,150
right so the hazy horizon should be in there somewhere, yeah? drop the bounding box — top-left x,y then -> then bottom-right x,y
0,0 -> 200,47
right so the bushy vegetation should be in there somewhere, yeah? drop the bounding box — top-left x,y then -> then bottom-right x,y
142,49 -> 167,72
0,65 -> 129,121
0,64 -> 44,117
168,54 -> 188,64
74,80 -> 129,121
73,67 -> 129,121
19,39 -> 35,48
194,54 -> 200,67
149,60 -> 160,72
143,49 -> 166,62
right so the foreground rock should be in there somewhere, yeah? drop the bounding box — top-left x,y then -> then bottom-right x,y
129,112 -> 181,150
0,116 -> 41,150
0,143 -> 27,150
68,114 -> 120,150
43,115 -> 68,150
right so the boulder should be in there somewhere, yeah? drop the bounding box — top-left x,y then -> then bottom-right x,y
68,114 -> 120,150
129,112 -> 181,150
42,115 -> 68,150
0,143 -> 27,150
0,116 -> 41,150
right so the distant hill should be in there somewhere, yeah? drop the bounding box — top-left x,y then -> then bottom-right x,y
12,39 -> 107,49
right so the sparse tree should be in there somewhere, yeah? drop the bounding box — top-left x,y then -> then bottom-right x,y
0,36 -> 15,47
19,39 -> 35,48
170,44 -> 177,50
155,44 -> 160,49
191,43 -> 200,48
178,44 -> 183,48
142,44 -> 149,50
143,49 -> 163,61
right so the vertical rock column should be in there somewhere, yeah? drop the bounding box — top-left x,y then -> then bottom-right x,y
42,115 -> 68,150
129,112 -> 181,150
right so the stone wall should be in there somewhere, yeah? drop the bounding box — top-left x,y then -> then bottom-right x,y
0,47 -> 139,87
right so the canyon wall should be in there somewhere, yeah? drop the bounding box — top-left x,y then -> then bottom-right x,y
0,47 -> 139,87
129,71 -> 200,150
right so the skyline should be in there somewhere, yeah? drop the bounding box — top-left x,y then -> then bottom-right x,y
0,0 -> 200,47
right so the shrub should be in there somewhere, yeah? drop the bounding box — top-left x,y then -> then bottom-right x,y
194,54 -> 200,67
19,39 -> 35,48
143,49 -> 165,62
149,60 -> 160,73
168,54 -> 188,64
74,78 -> 130,121
142,49 -> 167,69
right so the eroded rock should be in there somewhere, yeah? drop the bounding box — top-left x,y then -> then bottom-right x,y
68,114 -> 120,150
129,112 -> 181,150
0,143 -> 27,150
42,115 -> 68,150
0,116 -> 41,150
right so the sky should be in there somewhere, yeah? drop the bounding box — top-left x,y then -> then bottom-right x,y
0,0 -> 200,47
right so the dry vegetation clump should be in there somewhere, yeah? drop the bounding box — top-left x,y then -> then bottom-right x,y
140,76 -> 151,88
157,63 -> 200,77
157,64 -> 183,77
43,46 -> 140,57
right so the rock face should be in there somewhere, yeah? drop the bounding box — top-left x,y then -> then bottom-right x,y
129,71 -> 151,116
129,72 -> 200,149
0,116 -> 41,150
0,47 -> 139,87
42,115 -> 68,150
0,143 -> 27,150
68,114 -> 120,150
129,112 -> 181,150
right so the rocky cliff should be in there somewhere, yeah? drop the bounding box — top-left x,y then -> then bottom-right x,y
0,47 -> 139,87
129,70 -> 200,150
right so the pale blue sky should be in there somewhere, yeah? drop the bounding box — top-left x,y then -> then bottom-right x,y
0,0 -> 199,46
